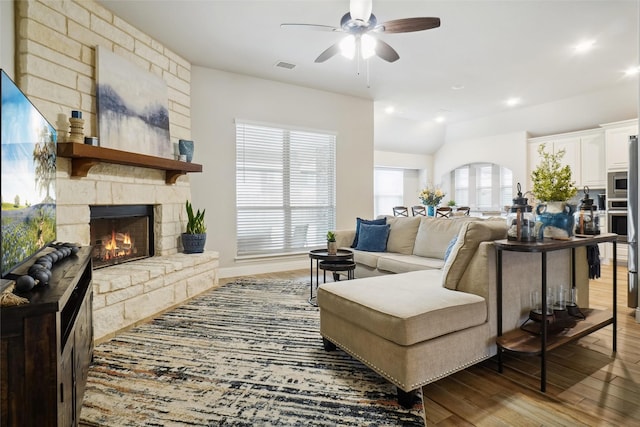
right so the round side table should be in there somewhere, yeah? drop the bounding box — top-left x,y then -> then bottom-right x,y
319,260 -> 356,282
308,249 -> 353,306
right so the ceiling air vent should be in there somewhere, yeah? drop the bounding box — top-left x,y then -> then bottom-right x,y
275,61 -> 296,70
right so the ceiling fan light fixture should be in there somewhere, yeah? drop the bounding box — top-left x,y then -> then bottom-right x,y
350,0 -> 372,22
361,34 -> 377,59
339,35 -> 356,59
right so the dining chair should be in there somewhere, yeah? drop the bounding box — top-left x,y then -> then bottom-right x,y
411,205 -> 427,216
393,206 -> 409,217
456,206 -> 471,216
436,206 -> 452,218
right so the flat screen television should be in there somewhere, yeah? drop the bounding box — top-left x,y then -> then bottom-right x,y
1,69 -> 57,278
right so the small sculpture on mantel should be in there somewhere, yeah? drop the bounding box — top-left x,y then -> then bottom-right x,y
67,110 -> 84,143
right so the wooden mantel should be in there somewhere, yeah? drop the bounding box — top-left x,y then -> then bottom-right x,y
57,142 -> 203,184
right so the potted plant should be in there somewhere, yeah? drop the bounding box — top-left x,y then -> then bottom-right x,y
447,200 -> 456,207
530,144 -> 578,238
182,200 -> 207,253
531,143 -> 578,206
327,231 -> 337,255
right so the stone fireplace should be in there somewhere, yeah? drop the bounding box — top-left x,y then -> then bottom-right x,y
90,204 -> 155,269
15,0 -> 220,343
54,161 -> 219,343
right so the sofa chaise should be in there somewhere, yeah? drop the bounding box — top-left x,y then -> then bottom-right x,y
317,216 -> 589,407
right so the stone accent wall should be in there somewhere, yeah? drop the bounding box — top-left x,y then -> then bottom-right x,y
14,0 -> 220,339
15,0 -> 192,255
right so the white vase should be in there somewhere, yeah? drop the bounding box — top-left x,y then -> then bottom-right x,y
545,201 -> 566,214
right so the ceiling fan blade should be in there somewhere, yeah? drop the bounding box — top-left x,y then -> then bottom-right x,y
374,39 -> 400,62
315,43 -> 341,63
350,0 -> 372,22
377,17 -> 441,33
280,23 -> 341,32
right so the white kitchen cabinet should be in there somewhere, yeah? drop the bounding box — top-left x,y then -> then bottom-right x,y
528,129 -> 603,191
528,137 -> 579,188
602,119 -> 638,171
580,130 -> 606,188
554,136 -> 581,186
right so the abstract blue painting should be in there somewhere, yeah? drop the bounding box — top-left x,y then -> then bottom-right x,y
96,47 -> 172,159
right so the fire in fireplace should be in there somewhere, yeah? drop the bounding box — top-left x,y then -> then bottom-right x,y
90,205 -> 154,269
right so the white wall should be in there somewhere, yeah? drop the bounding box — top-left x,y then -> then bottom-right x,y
191,67 -> 374,276
434,131 -> 529,191
0,0 -> 14,77
373,150 -> 434,209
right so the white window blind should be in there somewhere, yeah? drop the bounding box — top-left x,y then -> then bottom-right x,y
374,168 -> 404,217
236,121 -> 336,257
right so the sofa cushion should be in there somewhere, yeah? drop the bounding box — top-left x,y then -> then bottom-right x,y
376,254 -> 444,274
412,217 -> 473,259
318,270 -> 488,346
352,250 -> 384,269
355,223 -> 390,252
385,216 -> 422,255
351,217 -> 387,248
442,219 -> 508,290
444,236 -> 458,261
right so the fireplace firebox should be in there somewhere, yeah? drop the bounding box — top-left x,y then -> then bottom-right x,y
90,205 -> 154,269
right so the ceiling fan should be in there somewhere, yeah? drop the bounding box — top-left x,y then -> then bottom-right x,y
281,0 -> 441,63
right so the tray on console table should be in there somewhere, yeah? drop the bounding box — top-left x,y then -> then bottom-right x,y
57,142 -> 203,184
493,233 -> 618,392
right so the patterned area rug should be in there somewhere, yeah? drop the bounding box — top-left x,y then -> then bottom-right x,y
80,278 -> 424,426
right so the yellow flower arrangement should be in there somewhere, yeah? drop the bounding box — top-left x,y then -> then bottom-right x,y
418,185 -> 445,206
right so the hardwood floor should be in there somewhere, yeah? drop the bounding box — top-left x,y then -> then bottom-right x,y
222,263 -> 640,426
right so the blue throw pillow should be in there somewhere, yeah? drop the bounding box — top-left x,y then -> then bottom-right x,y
351,217 -> 387,248
444,236 -> 458,261
355,223 -> 390,252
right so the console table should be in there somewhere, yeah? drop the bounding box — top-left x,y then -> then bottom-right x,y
494,234 -> 618,392
1,247 -> 93,426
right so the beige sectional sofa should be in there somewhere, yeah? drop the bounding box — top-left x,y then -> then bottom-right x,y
333,215 -> 479,277
317,216 -> 589,407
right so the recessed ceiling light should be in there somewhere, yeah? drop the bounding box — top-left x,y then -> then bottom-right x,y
435,115 -> 446,123
574,40 -> 596,53
451,84 -> 465,90
506,97 -> 521,107
385,106 -> 395,114
625,65 -> 640,76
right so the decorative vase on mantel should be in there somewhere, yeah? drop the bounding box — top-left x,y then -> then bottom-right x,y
178,139 -> 194,162
536,201 -> 575,239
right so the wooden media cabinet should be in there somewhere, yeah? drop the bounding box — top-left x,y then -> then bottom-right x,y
1,247 -> 93,427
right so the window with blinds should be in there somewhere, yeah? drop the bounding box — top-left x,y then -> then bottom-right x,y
451,163 -> 513,211
235,121 -> 336,257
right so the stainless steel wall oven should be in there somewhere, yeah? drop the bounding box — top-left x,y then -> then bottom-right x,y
608,170 -> 628,199
608,208 -> 628,242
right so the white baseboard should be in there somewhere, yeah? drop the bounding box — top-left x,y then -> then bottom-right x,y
219,259 -> 308,279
